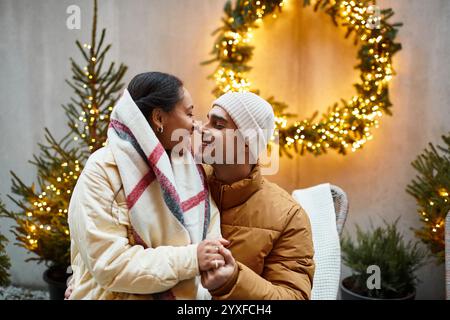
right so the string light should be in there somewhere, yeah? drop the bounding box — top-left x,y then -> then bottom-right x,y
438,188 -> 448,197
205,0 -> 401,156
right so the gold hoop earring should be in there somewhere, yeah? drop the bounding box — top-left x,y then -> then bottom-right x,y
158,126 -> 164,133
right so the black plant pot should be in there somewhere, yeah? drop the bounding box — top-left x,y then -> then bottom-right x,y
43,267 -> 70,300
340,276 -> 416,300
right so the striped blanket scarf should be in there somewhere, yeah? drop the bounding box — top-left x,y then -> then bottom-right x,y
107,89 -> 210,250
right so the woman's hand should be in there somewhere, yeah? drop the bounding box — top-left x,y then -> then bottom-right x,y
64,285 -> 73,300
197,238 -> 230,272
201,246 -> 236,291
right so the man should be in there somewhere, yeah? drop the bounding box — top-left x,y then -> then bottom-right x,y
199,91 -> 315,300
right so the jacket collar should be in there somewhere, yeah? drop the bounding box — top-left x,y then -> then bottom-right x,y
208,164 -> 263,211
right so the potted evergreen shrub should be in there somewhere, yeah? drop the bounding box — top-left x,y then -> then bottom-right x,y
340,218 -> 427,300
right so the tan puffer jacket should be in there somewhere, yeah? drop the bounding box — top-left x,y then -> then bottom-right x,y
206,164 -> 315,300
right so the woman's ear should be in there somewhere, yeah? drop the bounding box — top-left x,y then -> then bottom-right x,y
151,108 -> 166,130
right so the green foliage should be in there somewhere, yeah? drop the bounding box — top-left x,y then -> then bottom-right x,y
0,202 -> 11,286
406,133 -> 450,263
341,218 -> 427,299
0,235 -> 11,287
0,0 -> 127,270
203,0 -> 403,156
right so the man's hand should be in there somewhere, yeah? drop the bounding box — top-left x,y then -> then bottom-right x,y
197,238 -> 230,272
201,246 -> 236,291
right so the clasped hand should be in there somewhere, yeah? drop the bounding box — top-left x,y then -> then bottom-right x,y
197,238 -> 236,291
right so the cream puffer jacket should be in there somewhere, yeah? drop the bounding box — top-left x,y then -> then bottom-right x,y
67,145 -> 221,300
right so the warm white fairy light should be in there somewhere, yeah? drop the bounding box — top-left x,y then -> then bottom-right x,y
206,0 -> 400,156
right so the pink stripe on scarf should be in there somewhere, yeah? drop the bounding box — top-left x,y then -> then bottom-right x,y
109,119 -> 134,137
148,143 -> 164,165
126,144 -> 165,210
126,171 -> 156,210
181,189 -> 207,212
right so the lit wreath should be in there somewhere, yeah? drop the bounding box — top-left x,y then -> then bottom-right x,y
203,0 -> 402,156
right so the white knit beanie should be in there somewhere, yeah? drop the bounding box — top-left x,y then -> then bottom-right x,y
213,91 -> 275,163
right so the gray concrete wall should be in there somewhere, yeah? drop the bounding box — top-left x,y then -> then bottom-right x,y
0,0 -> 449,298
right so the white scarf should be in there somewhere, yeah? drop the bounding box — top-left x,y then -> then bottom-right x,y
107,89 -> 210,255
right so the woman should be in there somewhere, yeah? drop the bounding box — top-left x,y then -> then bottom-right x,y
67,72 -> 227,300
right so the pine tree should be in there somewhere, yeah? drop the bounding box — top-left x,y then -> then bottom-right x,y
0,0 -> 127,273
0,202 -> 11,286
0,234 -> 10,287
406,133 -> 450,263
